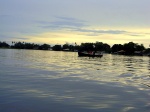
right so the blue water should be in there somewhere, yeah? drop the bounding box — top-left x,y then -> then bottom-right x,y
0,49 -> 150,112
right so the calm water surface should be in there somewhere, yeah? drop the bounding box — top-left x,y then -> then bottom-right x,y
0,49 -> 150,112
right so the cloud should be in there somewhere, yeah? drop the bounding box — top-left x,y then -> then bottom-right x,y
37,16 -> 87,30
71,28 -> 147,37
75,29 -> 127,34
15,37 -> 30,40
55,16 -> 85,22
36,16 -> 148,37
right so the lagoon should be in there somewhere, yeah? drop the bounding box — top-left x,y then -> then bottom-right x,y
0,49 -> 150,112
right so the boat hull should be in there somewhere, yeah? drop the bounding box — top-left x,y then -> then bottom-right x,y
78,51 -> 103,57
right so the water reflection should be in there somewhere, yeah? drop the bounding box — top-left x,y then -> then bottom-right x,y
0,49 -> 150,112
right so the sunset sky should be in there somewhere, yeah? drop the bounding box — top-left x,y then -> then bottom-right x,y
0,0 -> 150,47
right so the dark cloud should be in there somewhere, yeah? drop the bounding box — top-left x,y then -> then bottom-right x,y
36,16 -> 147,37
128,34 -> 144,37
55,16 -> 78,21
75,29 -> 127,34
50,21 -> 85,28
15,37 -> 29,40
37,16 -> 87,30
71,28 -> 145,37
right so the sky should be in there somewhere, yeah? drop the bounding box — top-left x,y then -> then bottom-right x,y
0,0 -> 150,47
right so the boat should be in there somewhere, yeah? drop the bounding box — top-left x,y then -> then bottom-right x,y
78,51 -> 103,58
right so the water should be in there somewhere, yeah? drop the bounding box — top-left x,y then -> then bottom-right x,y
0,49 -> 150,112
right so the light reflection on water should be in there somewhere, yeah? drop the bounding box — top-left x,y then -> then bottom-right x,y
0,49 -> 150,112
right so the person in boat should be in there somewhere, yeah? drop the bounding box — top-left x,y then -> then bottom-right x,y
93,51 -> 96,55
88,50 -> 93,55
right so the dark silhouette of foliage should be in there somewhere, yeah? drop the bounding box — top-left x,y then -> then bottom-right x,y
69,45 -> 74,51
0,41 -> 149,56
123,42 -> 145,55
52,45 -> 62,51
39,44 -> 50,50
123,42 -> 136,55
111,42 -> 145,55
24,43 -> 35,49
12,42 -> 34,49
62,43 -> 69,50
112,44 -> 124,53
78,42 -> 111,53
95,42 -> 111,52
80,43 -> 94,51
0,41 -> 10,48
11,42 -> 51,50
135,44 -> 145,51
144,48 -> 150,54
62,43 -> 75,51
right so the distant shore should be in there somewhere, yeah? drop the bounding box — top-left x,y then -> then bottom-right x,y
0,41 -> 150,56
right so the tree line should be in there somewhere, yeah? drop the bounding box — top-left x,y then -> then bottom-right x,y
0,41 -> 150,55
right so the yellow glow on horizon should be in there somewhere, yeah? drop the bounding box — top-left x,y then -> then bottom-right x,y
22,27 -> 150,47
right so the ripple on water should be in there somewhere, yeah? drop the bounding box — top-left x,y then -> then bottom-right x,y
0,49 -> 150,112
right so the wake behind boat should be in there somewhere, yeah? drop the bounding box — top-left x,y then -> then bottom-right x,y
78,51 -> 103,58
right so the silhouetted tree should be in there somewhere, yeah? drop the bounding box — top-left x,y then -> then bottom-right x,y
95,42 -> 111,52
111,44 -> 124,53
144,48 -> 150,54
24,43 -> 34,49
0,41 -> 10,48
103,43 -> 111,53
80,43 -> 94,51
0,41 -> 149,56
123,42 -> 136,55
52,45 -> 62,51
39,44 -> 50,50
13,42 -> 25,49
69,45 -> 74,51
62,43 -> 69,50
95,42 -> 103,51
135,44 -> 145,51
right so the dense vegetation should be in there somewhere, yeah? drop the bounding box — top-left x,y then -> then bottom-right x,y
111,42 -> 145,55
0,41 -> 149,55
0,41 -> 10,48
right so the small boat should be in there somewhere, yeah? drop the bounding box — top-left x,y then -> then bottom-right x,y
78,51 -> 103,58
